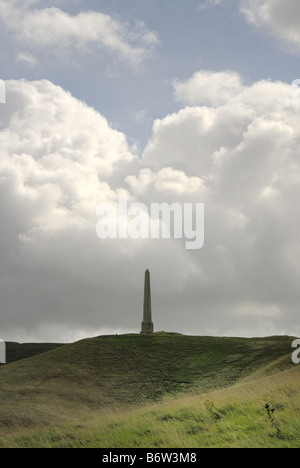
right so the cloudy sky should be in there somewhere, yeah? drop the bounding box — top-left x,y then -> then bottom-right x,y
0,0 -> 300,342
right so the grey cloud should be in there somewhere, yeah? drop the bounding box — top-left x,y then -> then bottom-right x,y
240,0 -> 300,52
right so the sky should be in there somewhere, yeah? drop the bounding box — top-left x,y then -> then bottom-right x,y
0,0 -> 300,343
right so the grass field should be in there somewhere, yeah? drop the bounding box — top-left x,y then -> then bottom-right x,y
0,333 -> 298,448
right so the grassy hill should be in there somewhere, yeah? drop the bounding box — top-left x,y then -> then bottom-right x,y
0,332 -> 298,448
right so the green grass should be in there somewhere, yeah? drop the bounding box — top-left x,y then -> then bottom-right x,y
0,332 -> 298,448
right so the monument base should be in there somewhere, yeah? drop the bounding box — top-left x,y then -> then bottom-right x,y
140,322 -> 154,334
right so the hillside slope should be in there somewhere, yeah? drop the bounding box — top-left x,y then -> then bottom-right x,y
0,333 -> 296,446
54,365 -> 298,448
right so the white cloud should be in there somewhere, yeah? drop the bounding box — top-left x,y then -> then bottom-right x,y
240,0 -> 300,52
144,72 -> 295,175
174,70 -> 244,106
0,79 -> 137,258
0,1 -> 159,65
126,167 -> 207,196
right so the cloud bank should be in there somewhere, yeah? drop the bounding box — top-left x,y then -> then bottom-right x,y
0,72 -> 300,342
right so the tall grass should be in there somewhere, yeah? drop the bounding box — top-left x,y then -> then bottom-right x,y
1,366 -> 299,448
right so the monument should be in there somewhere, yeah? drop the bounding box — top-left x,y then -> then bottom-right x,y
141,269 -> 154,334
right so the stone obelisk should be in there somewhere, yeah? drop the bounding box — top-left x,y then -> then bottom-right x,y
141,269 -> 154,334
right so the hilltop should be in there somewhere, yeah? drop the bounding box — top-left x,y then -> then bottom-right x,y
0,333 -> 298,447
